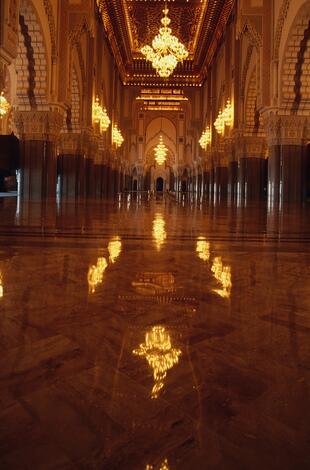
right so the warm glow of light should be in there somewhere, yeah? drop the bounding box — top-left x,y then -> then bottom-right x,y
214,99 -> 233,136
133,326 -> 181,399
112,124 -> 124,148
196,237 -> 210,262
199,126 -> 211,150
0,272 -> 3,298
154,135 -> 168,165
100,107 -> 111,132
108,236 -> 122,263
141,8 -> 188,78
152,213 -> 166,251
211,256 -> 232,298
88,257 -> 108,293
0,91 -> 10,118
223,99 -> 233,127
146,458 -> 170,470
92,97 -> 111,132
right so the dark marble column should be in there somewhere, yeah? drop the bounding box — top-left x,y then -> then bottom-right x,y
228,161 -> 238,200
58,154 -> 82,199
268,145 -> 307,203
214,166 -> 228,199
262,113 -> 308,204
94,163 -> 104,198
14,110 -> 63,200
238,157 -> 267,200
19,140 -> 57,199
203,171 -> 210,197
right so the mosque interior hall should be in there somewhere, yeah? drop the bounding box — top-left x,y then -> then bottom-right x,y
0,0 -> 310,469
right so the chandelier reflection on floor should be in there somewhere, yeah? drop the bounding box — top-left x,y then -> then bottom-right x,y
152,213 -> 167,251
141,8 -> 189,78
196,237 -> 210,262
211,256 -> 232,298
154,135 -> 168,165
88,257 -> 108,294
108,236 -> 122,263
0,271 -> 3,298
133,326 -> 181,399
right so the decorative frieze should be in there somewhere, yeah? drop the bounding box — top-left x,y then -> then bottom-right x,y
234,135 -> 268,159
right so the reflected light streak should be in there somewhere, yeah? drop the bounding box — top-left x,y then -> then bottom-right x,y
146,459 -> 170,470
133,326 -> 181,399
108,236 -> 122,263
0,272 -> 3,298
196,237 -> 210,262
88,257 -> 108,294
211,256 -> 232,298
152,213 -> 166,251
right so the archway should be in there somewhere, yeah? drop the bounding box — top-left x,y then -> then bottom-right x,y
156,177 -> 164,192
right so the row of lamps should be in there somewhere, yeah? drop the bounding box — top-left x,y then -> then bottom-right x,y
199,99 -> 233,150
92,96 -> 124,148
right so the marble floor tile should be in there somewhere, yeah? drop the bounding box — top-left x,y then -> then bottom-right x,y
0,195 -> 309,469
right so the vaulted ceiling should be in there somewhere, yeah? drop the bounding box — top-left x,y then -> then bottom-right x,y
96,0 -> 234,87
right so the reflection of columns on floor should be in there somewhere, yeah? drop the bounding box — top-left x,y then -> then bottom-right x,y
236,136 -> 268,201
213,149 -> 228,199
14,109 -> 63,200
263,113 -> 309,204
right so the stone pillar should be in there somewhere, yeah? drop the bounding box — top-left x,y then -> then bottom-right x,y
14,109 -> 63,200
262,113 -> 309,204
213,150 -> 228,199
225,137 -> 238,201
93,138 -> 105,199
58,133 -> 84,200
85,132 -> 97,198
235,136 -> 268,201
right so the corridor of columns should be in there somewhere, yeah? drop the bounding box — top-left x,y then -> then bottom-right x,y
0,0 -> 310,469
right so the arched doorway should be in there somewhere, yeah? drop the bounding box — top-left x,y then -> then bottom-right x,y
156,177 -> 164,192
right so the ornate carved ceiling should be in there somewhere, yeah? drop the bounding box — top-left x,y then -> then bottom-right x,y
96,0 -> 234,87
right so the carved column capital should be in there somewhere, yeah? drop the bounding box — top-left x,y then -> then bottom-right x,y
14,108 -> 64,141
59,132 -> 82,154
262,110 -> 309,146
235,135 -> 267,159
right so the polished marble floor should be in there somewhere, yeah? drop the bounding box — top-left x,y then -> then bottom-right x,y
0,194 -> 310,470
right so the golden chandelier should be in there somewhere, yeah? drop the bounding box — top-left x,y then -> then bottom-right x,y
0,91 -> 10,118
92,97 -> 111,133
154,135 -> 168,165
112,124 -> 124,148
141,8 -> 189,78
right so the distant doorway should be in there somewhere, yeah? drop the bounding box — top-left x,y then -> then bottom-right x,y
133,179 -> 138,191
156,177 -> 164,192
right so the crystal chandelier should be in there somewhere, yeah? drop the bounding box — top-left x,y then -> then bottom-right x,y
141,8 -> 189,78
0,91 -> 10,118
154,135 -> 168,165
92,97 -> 111,133
199,126 -> 211,150
112,124 -> 124,148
